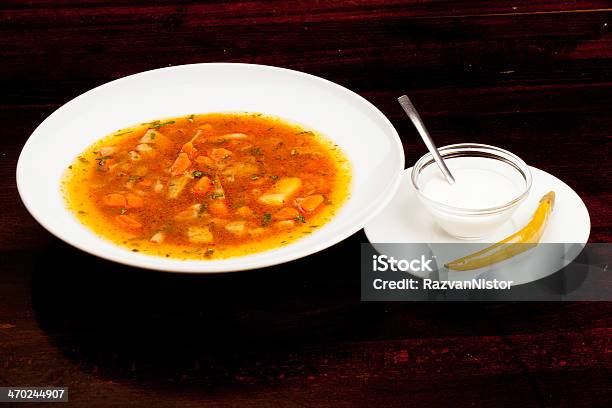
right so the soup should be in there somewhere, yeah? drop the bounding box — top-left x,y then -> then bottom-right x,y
62,113 -> 351,259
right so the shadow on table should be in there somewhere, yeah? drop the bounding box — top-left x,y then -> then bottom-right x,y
29,232 -> 572,394
29,232 -> 382,391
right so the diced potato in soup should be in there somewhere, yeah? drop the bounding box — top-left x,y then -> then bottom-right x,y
187,226 -> 213,243
62,113 -> 351,259
259,177 -> 302,206
167,175 -> 190,199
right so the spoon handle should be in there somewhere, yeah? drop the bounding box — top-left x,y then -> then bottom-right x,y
397,95 -> 456,184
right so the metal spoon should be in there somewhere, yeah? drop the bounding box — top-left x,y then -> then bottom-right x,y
397,95 -> 456,184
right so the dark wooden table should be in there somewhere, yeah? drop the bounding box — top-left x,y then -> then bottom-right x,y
1,1 -> 611,407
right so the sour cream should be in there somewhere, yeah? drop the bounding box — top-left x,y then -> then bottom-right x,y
422,167 -> 520,209
414,153 -> 530,239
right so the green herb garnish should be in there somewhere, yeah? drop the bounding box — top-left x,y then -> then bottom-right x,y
211,193 -> 225,199
250,174 -> 260,180
250,147 -> 262,156
295,214 -> 306,223
262,213 -> 272,226
152,120 -> 175,129
120,208 -> 127,215
192,170 -> 203,178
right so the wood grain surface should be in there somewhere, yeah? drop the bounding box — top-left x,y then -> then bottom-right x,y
1,1 -> 611,407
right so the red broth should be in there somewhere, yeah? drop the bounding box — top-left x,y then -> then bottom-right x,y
62,113 -> 351,259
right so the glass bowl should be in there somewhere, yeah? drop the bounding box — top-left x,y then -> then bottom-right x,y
411,143 -> 532,239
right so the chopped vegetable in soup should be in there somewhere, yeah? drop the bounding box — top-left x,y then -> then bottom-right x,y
62,113 -> 351,259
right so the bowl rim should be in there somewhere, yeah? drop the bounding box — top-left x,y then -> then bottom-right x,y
16,62 -> 405,273
411,143 -> 532,215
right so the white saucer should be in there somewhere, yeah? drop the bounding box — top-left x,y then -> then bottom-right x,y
364,166 -> 591,285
